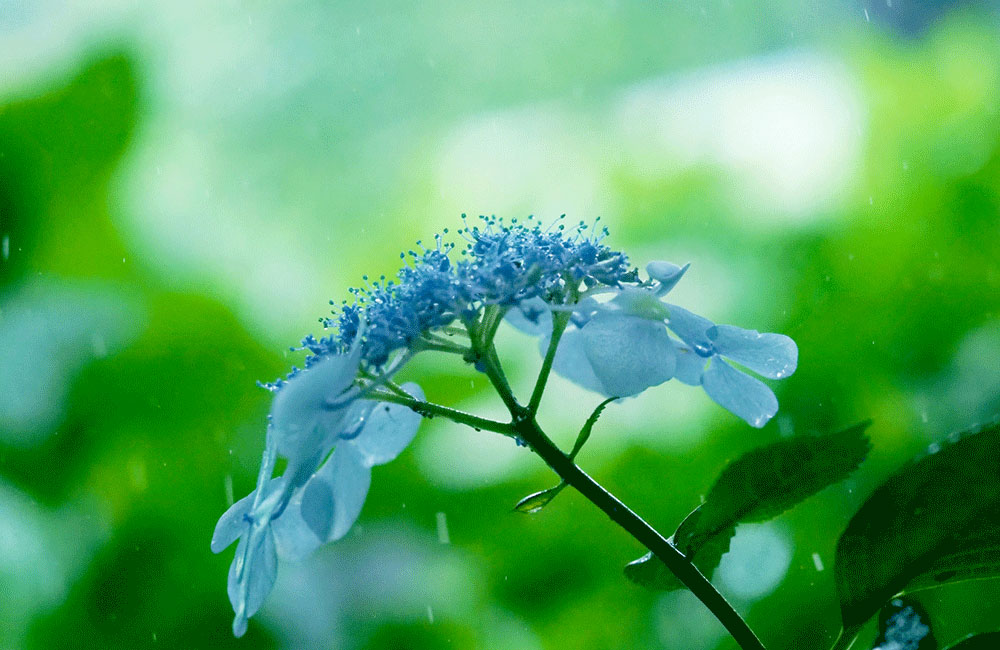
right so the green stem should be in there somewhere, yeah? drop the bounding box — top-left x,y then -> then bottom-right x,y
476,343 -> 767,650
370,390 -> 515,437
514,416 -> 767,650
528,310 -> 571,414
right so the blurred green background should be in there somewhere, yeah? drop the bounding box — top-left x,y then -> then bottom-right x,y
1,2 -> 999,649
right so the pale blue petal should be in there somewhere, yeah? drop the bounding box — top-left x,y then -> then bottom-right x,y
300,477 -> 335,541
702,358 -> 778,428
227,525 -> 277,637
546,327 -> 605,395
581,313 -> 676,397
671,339 -> 706,386
270,349 -> 361,457
270,487 -> 322,561
569,296 -> 601,328
350,383 -> 425,467
313,444 -> 372,542
504,297 -> 552,336
647,261 -> 690,296
611,288 -> 670,321
665,304 -> 716,357
708,325 -> 798,380
211,491 -> 253,553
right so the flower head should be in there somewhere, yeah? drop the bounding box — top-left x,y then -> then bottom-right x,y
508,259 -> 797,427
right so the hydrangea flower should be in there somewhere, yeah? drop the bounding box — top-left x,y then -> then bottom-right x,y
211,348 -> 423,636
212,216 -> 797,636
507,260 -> 797,427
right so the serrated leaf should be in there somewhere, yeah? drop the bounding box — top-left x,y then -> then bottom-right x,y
514,484 -> 565,514
944,633 -> 1000,650
623,507 -> 735,591
698,421 -> 872,535
623,422 -> 870,592
835,421 -> 1000,630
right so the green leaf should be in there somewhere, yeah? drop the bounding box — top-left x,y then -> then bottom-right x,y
513,484 -> 565,514
835,421 -> 1000,630
944,633 -> 1000,650
569,397 -> 618,460
698,421 -> 872,532
903,515 -> 1000,593
623,507 -> 735,591
624,422 -> 870,591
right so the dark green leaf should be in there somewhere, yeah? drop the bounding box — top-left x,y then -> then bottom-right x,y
624,422 -> 870,591
835,421 -> 1000,630
903,515 -> 1000,593
944,633 -> 1000,650
699,421 -> 872,532
514,484 -> 565,514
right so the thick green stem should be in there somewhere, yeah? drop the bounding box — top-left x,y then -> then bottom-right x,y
476,342 -> 766,650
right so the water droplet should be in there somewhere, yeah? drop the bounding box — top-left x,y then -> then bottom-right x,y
927,442 -> 940,454
1,234 -> 8,260
435,512 -> 450,544
812,552 -> 824,572
864,8 -> 870,21
426,605 -> 434,624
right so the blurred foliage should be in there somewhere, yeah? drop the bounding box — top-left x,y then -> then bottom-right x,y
1,3 -> 999,650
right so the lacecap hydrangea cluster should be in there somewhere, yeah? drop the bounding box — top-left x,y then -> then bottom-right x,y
212,216 -> 797,636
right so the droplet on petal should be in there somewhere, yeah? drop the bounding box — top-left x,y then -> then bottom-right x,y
701,358 -> 779,428
665,305 -> 716,357
707,325 -> 798,380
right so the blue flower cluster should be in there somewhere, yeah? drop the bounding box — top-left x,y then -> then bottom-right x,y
278,216 -> 634,375
213,217 -> 797,636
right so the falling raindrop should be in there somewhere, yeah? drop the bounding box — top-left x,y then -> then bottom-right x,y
436,512 -> 450,544
1,234 -> 8,261
812,552 -> 824,572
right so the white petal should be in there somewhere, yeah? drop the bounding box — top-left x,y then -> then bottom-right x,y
504,297 -> 552,336
580,313 -> 677,397
708,325 -> 798,379
701,358 -> 778,428
349,383 -> 425,467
